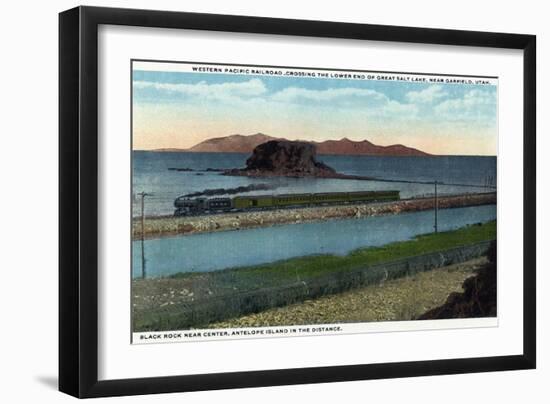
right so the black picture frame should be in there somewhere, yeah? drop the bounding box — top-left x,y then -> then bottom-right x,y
59,5 -> 536,398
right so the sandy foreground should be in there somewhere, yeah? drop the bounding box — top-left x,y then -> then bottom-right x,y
206,257 -> 487,328
133,192 -> 496,240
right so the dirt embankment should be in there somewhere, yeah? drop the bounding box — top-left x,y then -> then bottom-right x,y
417,241 -> 497,319
132,192 -> 496,240
206,257 -> 487,329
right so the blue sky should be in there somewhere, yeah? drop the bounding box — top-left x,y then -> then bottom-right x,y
132,69 -> 497,155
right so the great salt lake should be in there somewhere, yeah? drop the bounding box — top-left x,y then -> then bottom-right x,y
132,204 -> 496,278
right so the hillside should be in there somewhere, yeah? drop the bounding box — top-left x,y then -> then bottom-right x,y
153,133 -> 431,156
313,138 -> 430,156
187,133 -> 282,153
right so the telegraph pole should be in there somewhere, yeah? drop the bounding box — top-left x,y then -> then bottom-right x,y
434,181 -> 438,233
138,192 -> 150,279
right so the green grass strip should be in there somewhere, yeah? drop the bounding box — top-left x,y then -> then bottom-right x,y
169,221 -> 496,284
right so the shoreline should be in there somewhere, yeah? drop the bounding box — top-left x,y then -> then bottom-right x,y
132,219 -> 496,331
132,192 -> 496,240
132,222 -> 496,331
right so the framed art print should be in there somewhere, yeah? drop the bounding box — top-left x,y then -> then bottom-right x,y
59,6 -> 536,398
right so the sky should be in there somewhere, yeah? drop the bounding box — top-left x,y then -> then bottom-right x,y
132,68 -> 498,155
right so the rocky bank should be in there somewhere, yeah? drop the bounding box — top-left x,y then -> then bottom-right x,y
132,192 -> 497,240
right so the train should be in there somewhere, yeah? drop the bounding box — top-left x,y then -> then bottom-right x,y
174,190 -> 400,216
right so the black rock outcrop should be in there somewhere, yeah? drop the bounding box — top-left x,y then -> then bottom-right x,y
226,140 -> 337,178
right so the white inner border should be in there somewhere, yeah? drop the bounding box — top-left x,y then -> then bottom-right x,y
98,25 -> 523,381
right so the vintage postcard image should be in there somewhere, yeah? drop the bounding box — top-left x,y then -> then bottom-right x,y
130,61 -> 497,344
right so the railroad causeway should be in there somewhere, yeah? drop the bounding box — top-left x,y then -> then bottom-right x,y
132,192 -> 496,240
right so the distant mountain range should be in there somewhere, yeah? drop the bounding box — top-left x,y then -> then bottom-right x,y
152,133 -> 431,156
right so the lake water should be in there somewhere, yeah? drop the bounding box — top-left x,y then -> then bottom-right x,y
132,204 -> 496,278
132,152 -> 496,217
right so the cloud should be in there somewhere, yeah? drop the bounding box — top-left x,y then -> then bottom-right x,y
406,85 -> 447,103
133,78 -> 267,101
382,100 -> 418,117
271,87 -> 386,103
434,89 -> 496,123
270,86 -> 418,118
